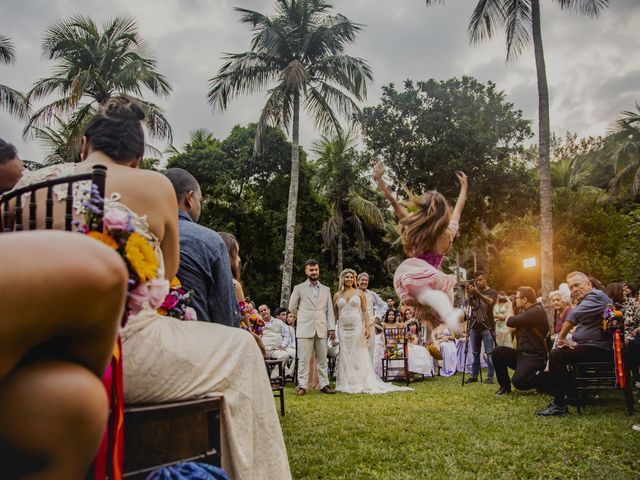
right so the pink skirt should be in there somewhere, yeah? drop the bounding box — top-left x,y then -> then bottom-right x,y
393,257 -> 456,304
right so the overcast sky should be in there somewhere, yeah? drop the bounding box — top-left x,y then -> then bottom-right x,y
1,0 -> 638,162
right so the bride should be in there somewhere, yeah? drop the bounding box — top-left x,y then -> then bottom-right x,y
333,269 -> 412,394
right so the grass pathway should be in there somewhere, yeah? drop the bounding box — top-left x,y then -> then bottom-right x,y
280,374 -> 639,479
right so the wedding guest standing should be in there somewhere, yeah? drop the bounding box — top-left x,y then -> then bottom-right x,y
358,272 -> 388,363
493,291 -> 514,347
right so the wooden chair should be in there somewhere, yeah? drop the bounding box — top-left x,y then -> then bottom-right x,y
0,164 -> 107,232
570,361 -> 634,415
265,358 -> 286,416
121,397 -> 223,479
382,327 -> 410,386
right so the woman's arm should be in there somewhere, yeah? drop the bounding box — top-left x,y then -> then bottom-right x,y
332,293 -> 340,326
360,291 -> 371,339
450,171 -> 468,226
373,161 -> 408,221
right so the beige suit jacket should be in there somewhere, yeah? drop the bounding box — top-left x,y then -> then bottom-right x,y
289,280 -> 336,339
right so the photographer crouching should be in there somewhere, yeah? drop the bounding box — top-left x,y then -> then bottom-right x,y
491,287 -> 549,396
464,271 -> 498,384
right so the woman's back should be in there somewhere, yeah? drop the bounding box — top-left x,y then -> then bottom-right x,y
15,156 -> 179,280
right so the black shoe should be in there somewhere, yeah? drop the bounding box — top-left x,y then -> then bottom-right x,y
494,387 -> 511,396
464,377 -> 478,384
483,377 -> 494,385
536,403 -> 568,416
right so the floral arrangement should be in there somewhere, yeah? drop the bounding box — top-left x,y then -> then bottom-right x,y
239,300 -> 265,336
603,304 -> 626,388
80,185 -> 168,325
384,330 -> 408,359
158,277 -> 197,320
602,305 -> 624,333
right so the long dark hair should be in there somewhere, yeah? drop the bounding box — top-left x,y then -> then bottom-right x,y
606,282 -> 625,305
219,232 -> 240,281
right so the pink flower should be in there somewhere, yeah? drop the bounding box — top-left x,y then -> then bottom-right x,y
184,307 -> 197,321
103,208 -> 132,231
128,282 -> 150,315
161,292 -> 179,310
148,279 -> 170,309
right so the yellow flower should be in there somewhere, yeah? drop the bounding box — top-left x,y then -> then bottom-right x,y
87,231 -> 118,250
170,276 -> 182,289
125,232 -> 159,283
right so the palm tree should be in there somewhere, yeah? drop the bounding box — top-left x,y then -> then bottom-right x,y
24,16 -> 173,150
0,35 -> 29,118
609,104 -> 640,197
425,0 -> 609,303
208,0 -> 372,306
313,133 -> 384,273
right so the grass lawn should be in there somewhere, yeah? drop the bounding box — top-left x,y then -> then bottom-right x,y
280,373 -> 640,479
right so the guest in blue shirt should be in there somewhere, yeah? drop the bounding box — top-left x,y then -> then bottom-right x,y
537,271 -> 612,416
165,168 -> 240,327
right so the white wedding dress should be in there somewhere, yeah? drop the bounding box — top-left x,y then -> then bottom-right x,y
336,295 -> 413,394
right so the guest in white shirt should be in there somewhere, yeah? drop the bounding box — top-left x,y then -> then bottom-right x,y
357,272 -> 388,363
275,307 -> 296,360
258,305 -> 294,369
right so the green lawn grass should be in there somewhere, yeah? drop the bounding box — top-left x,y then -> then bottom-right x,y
280,373 -> 640,479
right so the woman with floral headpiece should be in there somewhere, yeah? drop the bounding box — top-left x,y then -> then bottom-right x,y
332,268 -> 412,394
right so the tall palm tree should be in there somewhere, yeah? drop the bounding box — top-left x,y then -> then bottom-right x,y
313,133 -> 384,273
0,35 -> 29,118
208,0 -> 372,306
24,16 -> 173,150
609,104 -> 640,197
426,0 -> 609,303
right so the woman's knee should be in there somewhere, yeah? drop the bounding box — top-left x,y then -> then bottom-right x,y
0,360 -> 108,472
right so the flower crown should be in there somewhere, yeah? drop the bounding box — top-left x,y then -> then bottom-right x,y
340,268 -> 357,278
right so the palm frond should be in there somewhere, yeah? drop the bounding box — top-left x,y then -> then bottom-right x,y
504,0 -> 532,61
208,52 -> 281,110
255,83 -> 293,155
468,0 -> 506,45
0,35 -> 16,63
135,97 -> 174,142
349,214 -> 367,257
347,193 -> 384,228
311,54 -> 372,100
556,0 -> 609,17
304,84 -> 344,136
0,84 -> 29,119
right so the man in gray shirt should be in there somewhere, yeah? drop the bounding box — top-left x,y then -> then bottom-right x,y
537,271 -> 612,416
165,168 -> 240,327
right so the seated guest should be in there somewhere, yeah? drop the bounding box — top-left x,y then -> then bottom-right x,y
219,231 -> 267,358
432,323 -> 457,377
275,307 -> 296,359
13,97 -> 291,479
164,168 -> 239,327
382,308 -> 399,328
259,304 -> 294,365
406,320 -> 433,377
0,138 -> 23,193
537,272 -> 612,416
492,287 -> 549,396
550,288 -> 573,337
0,231 -> 127,479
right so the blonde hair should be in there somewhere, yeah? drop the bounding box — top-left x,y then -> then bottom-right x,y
338,268 -> 358,295
398,190 -> 451,256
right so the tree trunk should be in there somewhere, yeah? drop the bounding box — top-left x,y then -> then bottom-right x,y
337,230 -> 343,275
532,0 -> 555,317
280,92 -> 301,307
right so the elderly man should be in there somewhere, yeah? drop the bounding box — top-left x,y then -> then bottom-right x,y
537,271 -> 613,416
357,272 -> 388,363
0,139 -> 24,193
259,305 -> 293,361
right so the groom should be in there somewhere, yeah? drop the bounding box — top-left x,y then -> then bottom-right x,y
289,259 -> 336,396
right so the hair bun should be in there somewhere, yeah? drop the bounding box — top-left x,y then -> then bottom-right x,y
102,96 -> 146,122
